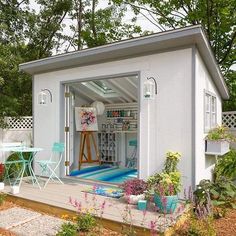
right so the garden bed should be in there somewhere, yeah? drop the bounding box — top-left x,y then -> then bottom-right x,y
0,200 -> 122,236
174,208 -> 236,236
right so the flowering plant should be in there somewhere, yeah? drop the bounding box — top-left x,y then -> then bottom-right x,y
0,163 -> 4,182
164,151 -> 181,173
206,125 -> 235,142
120,178 -> 148,196
147,151 -> 182,196
153,172 -> 181,196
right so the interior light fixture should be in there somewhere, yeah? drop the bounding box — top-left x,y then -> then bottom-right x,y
143,77 -> 157,99
38,89 -> 53,105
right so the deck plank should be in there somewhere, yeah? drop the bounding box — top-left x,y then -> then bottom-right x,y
3,178 -> 186,235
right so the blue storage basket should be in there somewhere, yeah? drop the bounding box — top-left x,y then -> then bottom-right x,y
129,140 -> 137,146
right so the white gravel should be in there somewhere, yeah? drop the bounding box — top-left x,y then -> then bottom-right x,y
0,207 -> 66,236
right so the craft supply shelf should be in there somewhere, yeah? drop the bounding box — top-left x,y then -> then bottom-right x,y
98,132 -> 118,164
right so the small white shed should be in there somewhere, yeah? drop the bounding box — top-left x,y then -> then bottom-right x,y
20,25 -> 229,189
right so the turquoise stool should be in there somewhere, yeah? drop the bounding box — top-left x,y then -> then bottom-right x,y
126,139 -> 137,168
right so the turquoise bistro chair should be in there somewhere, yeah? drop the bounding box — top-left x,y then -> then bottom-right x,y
36,142 -> 64,188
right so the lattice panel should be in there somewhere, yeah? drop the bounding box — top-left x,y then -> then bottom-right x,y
6,116 -> 33,130
222,112 -> 236,130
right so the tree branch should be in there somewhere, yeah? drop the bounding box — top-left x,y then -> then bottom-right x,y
219,31 -> 236,64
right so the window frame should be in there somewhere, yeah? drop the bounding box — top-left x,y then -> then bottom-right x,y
204,90 -> 217,132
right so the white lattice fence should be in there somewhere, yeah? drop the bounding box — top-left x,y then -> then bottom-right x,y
222,112 -> 236,130
6,116 -> 33,130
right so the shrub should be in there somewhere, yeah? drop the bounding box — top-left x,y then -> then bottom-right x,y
0,193 -> 6,205
120,178 -> 148,195
56,222 -> 77,236
214,149 -> 236,181
77,212 -> 97,232
188,215 -> 216,236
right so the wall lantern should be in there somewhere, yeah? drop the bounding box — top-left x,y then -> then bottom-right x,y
38,89 -> 53,105
143,77 -> 157,99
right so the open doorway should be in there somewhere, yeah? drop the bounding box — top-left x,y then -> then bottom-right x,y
64,74 -> 139,184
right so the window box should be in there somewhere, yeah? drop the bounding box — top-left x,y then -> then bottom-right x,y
205,140 -> 230,156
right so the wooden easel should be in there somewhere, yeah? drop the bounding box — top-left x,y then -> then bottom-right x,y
78,131 -> 100,169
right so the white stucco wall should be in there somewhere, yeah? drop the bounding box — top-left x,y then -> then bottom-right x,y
195,49 -> 222,184
33,47 -> 193,189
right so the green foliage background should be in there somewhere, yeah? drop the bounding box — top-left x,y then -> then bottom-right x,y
0,0 -> 235,125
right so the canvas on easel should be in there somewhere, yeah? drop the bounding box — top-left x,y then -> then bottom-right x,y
75,107 -> 98,131
75,107 -> 100,169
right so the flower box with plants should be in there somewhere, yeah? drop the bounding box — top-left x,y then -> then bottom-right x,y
120,178 -> 148,204
0,163 -> 4,190
147,151 -> 182,213
205,125 -> 235,155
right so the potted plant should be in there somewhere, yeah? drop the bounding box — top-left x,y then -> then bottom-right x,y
0,163 -> 5,190
153,172 -> 181,213
120,178 -> 148,204
205,125 -> 235,155
147,151 -> 182,213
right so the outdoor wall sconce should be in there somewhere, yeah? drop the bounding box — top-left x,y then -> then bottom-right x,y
38,89 -> 53,105
143,77 -> 157,99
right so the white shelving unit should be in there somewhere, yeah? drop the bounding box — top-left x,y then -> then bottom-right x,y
98,132 -> 118,164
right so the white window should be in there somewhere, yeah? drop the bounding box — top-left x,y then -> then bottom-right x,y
204,91 -> 217,131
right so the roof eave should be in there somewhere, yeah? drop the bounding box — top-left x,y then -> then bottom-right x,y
19,25 -> 229,99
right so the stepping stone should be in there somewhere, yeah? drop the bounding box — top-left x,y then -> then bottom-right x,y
0,207 -> 41,229
11,215 -> 65,236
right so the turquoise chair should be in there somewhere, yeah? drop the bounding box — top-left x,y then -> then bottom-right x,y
36,142 -> 64,188
126,139 -> 137,168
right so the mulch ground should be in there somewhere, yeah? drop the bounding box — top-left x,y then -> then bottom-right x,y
213,208 -> 236,236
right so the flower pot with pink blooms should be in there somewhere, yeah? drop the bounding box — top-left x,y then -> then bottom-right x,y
120,178 -> 148,205
147,151 -> 182,213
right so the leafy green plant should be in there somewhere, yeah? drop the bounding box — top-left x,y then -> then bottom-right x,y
206,125 -> 235,142
77,212 -> 97,232
5,153 -> 31,180
0,193 -> 6,205
164,151 -> 181,173
153,172 -> 181,196
193,177 -> 236,218
214,149 -> 236,181
210,177 -> 236,209
147,151 -> 182,197
188,215 -> 216,236
56,222 -> 77,236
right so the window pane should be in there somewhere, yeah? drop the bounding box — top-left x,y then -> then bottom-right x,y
211,97 -> 216,113
211,113 -> 216,127
205,112 -> 210,129
205,94 -> 211,112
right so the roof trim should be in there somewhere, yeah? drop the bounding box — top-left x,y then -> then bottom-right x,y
19,25 -> 229,99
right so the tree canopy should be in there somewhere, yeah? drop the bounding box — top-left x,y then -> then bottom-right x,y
0,0 -> 235,125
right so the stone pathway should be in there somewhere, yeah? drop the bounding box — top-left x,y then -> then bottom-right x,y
0,207 -> 65,236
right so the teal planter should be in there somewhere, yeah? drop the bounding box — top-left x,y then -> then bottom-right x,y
154,194 -> 178,214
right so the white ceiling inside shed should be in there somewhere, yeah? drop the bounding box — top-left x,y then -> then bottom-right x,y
69,75 -> 138,104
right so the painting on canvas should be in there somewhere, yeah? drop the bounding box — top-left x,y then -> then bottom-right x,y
75,107 -> 98,131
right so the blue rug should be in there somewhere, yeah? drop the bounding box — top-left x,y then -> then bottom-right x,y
82,186 -> 123,198
70,165 -> 110,176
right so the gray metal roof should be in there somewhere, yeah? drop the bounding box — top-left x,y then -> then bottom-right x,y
19,25 -> 229,99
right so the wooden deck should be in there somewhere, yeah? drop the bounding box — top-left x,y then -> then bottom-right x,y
3,178 -> 186,235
